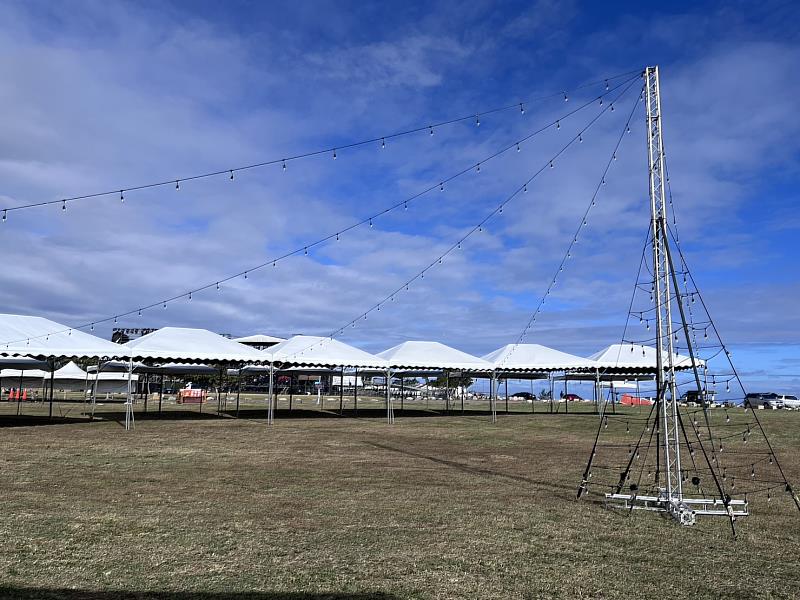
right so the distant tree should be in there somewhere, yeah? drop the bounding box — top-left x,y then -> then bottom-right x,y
427,374 -> 474,389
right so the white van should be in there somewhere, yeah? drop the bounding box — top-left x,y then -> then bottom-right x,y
777,395 -> 800,410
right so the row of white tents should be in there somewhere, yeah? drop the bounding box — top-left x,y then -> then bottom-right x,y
1,313 -> 700,428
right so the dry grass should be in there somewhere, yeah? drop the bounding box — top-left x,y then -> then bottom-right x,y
0,401 -> 799,599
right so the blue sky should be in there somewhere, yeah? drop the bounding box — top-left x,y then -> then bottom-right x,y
0,0 -> 798,395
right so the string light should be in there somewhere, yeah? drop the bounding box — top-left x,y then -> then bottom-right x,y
230,170 -> 234,180
1,73 -> 645,352
333,149 -> 337,160
429,125 -> 434,136
120,190 -> 124,202
175,180 -> 180,190
520,102 -> 525,114
381,137 -> 386,149
476,114 -> 480,126
62,200 -> 66,212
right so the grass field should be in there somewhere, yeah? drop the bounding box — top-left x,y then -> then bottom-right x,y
1,398 -> 799,599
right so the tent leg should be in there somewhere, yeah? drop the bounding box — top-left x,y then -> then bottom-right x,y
400,377 -> 404,412
158,373 -> 164,415
90,360 -> 100,421
505,378 -> 509,414
236,370 -> 241,417
48,365 -> 55,420
267,363 -> 275,425
339,367 -> 344,415
461,383 -> 464,414
353,368 -> 358,416
289,374 -> 293,411
490,374 -> 497,423
386,368 -> 394,424
17,369 -> 24,417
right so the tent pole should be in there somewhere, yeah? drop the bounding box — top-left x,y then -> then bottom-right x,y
505,377 -> 509,414
17,369 -> 24,417
445,370 -> 450,414
217,366 -> 223,415
268,362 -> 275,425
83,367 -> 90,418
158,373 -> 164,414
353,368 -> 358,416
143,372 -> 149,413
125,355 -> 135,431
236,368 -> 241,417
289,373 -> 293,411
490,372 -> 497,423
550,374 -> 554,414
48,362 -> 55,420
400,376 -> 404,412
339,367 -> 344,415
564,374 -> 568,414
386,368 -> 394,424
461,381 -> 464,414
91,360 -> 100,420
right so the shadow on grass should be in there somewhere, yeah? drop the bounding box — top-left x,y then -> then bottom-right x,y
0,589 -> 400,600
364,440 -> 580,499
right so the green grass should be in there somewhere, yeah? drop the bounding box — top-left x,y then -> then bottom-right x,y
0,401 -> 799,599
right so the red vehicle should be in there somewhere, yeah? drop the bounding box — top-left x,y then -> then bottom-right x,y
564,393 -> 583,402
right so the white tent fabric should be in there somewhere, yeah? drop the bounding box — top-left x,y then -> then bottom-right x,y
124,327 -> 266,363
377,341 -> 493,372
233,334 -> 285,345
53,361 -> 88,380
0,314 -> 128,360
590,343 -> 702,371
266,336 -> 388,369
483,343 -> 597,372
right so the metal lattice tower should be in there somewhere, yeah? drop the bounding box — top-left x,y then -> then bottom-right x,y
645,65 -> 685,518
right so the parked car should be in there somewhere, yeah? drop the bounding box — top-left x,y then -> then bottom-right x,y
564,393 -> 583,402
680,389 -> 717,406
744,393 -> 783,409
511,392 -> 535,401
777,394 -> 800,410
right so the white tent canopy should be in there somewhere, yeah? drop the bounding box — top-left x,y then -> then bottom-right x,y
124,327 -> 266,363
377,341 -> 493,372
590,343 -> 702,372
53,361 -> 88,380
0,314 -> 128,360
483,343 -> 598,372
266,335 -> 388,369
233,334 -> 285,345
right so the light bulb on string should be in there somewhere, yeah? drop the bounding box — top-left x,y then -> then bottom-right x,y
475,114 -> 480,126
369,218 -> 373,227
230,170 -> 234,180
216,282 -> 220,291
62,200 -> 66,212
336,233 -> 340,241
611,103 -> 615,112
605,79 -> 609,90
476,163 -> 481,173
333,149 -> 337,160
120,190 -> 125,202
282,160 -> 287,171
549,160 -> 554,169
516,143 -> 520,152
175,180 -> 180,190
163,301 -> 167,310
599,98 -> 603,106
519,102 -> 525,114
626,125 -> 631,134
2,210 -> 5,222
304,247 -> 308,255
563,91 -> 568,102
244,272 -> 248,280
188,292 -> 192,301
138,309 -> 142,317
439,183 -> 444,192
556,120 -> 560,130
523,183 -> 527,193
429,125 -> 434,136
90,323 -> 94,331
